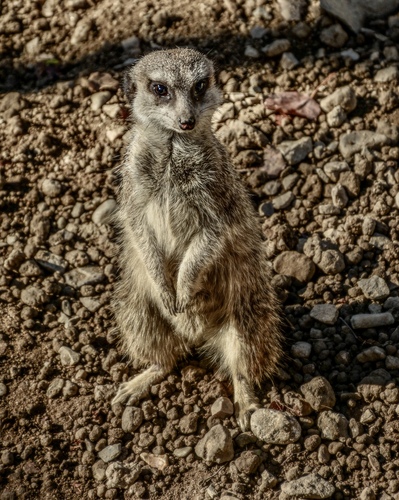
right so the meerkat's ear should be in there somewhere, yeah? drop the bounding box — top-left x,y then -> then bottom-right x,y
123,66 -> 137,104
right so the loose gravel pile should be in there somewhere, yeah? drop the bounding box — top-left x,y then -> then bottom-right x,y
1,0 -> 399,499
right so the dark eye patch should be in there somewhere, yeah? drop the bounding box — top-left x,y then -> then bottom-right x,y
194,79 -> 209,97
151,83 -> 169,97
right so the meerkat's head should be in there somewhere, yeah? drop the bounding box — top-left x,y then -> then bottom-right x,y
124,48 -> 222,134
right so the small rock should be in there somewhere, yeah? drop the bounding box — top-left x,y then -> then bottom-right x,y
360,487 -> 376,500
291,341 -> 312,359
386,356 -> 399,370
46,378 -> 65,398
71,19 -> 92,45
244,45 -> 260,58
250,409 -> 301,444
92,460 -> 107,481
35,250 -> 68,273
20,286 -> 48,308
281,473 -> 335,499
310,304 -> 339,325
339,130 -> 390,158
195,424 -> 234,464
272,191 -> 295,210
331,184 -> 348,208
351,312 -> 395,329
300,376 -> 336,411
173,447 -> 193,458
41,178 -> 62,197
106,461 -> 141,489
59,346 -> 80,366
211,397 -> 234,419
278,137 -> 313,165
64,266 -> 105,288
317,411 -> 349,440
358,275 -> 390,300
283,392 -> 312,416
92,198 -> 116,226
121,406 -> 143,434
235,450 -> 262,474
62,380 -> 78,398
274,251 -> 316,283
0,383 -> 8,397
277,0 -> 306,21
320,24 -> 348,48
327,106 -> 347,127
280,52 -> 299,70
262,39 -> 291,57
140,452 -> 169,470
323,161 -> 350,182
91,91 -> 112,111
80,297 -> 101,312
357,346 -> 386,363
320,86 -> 357,113
318,249 -> 345,274
260,468 -> 278,489
98,443 -> 122,463
121,36 -> 140,51
179,412 -> 199,434
374,66 -> 399,83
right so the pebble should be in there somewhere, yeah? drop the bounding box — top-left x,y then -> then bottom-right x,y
277,0 -> 305,21
300,376 -> 336,411
80,297 -> 101,312
262,39 -> 291,57
323,161 -> 349,182
260,468 -> 278,488
281,473 -> 335,499
310,304 -> 339,325
20,286 -> 48,307
358,275 -> 390,300
272,191 -> 295,210
291,341 -> 312,359
280,52 -> 299,70
339,130 -> 390,158
244,45 -> 260,58
318,249 -> 345,274
235,450 -> 261,474
320,24 -> 348,48
71,19 -> 92,45
194,424 -> 234,464
91,91 -> 112,111
0,383 -> 8,397
360,487 -> 377,500
374,66 -> 399,83
63,380 -> 78,398
386,356 -> 399,370
357,346 -> 386,363
327,106 -> 347,127
64,266 -> 105,288
98,443 -> 122,463
121,406 -> 144,433
105,462 -> 141,489
91,198 -> 116,226
46,378 -> 65,398
331,183 -> 348,208
59,346 -> 80,366
274,251 -> 316,283
41,178 -> 62,197
179,412 -> 199,434
173,447 -> 193,458
250,409 -> 301,444
317,411 -> 349,440
35,250 -> 68,273
320,86 -> 357,113
277,137 -> 312,165
211,397 -> 234,419
351,312 -> 395,329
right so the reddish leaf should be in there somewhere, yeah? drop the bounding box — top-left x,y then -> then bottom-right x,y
265,91 -> 321,121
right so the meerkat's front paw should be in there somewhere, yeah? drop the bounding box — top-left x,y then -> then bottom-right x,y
112,380 -> 150,406
235,401 -> 261,432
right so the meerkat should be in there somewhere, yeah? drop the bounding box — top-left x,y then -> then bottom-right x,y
112,48 -> 283,431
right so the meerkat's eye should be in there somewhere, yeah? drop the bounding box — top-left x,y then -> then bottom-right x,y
152,83 -> 169,97
194,79 -> 208,97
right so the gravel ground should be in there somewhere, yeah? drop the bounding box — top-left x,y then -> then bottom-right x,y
1,0 -> 399,499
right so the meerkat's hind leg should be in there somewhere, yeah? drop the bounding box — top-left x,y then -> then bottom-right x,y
233,373 -> 261,431
112,364 -> 168,406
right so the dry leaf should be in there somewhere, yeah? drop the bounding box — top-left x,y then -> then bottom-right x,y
265,91 -> 321,122
258,146 -> 286,178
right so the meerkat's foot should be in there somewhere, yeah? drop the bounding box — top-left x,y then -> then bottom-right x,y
112,365 -> 167,406
235,400 -> 261,432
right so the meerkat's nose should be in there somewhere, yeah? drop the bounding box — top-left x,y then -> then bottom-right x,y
179,117 -> 196,130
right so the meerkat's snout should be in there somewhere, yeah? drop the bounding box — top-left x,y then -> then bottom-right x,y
179,116 -> 196,130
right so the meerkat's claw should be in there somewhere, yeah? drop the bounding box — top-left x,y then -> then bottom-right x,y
112,380 -> 149,406
235,401 -> 261,432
